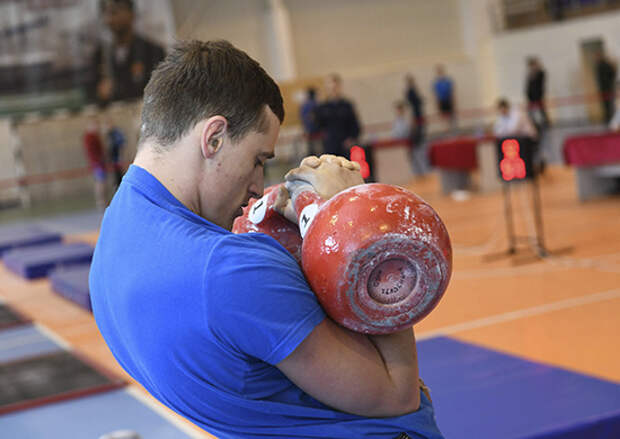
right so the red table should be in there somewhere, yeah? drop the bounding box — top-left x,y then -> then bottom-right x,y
429,136 -> 479,170
563,132 -> 620,166
428,136 -> 499,194
562,132 -> 620,201
372,138 -> 411,149
368,138 -> 414,185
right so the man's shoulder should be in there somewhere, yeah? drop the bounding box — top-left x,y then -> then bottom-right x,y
213,232 -> 296,266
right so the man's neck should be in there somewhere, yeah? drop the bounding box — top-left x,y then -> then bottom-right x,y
133,142 -> 202,215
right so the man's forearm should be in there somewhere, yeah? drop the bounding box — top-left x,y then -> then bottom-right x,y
368,328 -> 421,412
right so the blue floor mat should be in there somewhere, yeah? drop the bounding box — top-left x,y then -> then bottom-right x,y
0,325 -> 62,364
0,389 -> 194,439
0,226 -> 61,257
50,264 -> 92,311
418,336 -> 620,439
3,242 -> 94,279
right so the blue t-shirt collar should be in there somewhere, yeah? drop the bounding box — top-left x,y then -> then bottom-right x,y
123,164 -> 230,234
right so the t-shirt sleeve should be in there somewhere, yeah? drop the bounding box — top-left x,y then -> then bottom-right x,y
204,234 -> 326,365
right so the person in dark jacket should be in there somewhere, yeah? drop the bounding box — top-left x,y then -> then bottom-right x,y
405,74 -> 426,176
525,57 -> 550,133
405,74 -> 425,145
299,87 -> 321,156
314,74 -> 361,158
595,51 -> 617,124
89,0 -> 165,105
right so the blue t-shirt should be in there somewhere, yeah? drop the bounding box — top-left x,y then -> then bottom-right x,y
90,165 -> 443,439
433,77 -> 453,102
300,98 -> 318,134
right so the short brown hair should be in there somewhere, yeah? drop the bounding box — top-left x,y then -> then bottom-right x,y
497,98 -> 510,110
140,40 -> 284,148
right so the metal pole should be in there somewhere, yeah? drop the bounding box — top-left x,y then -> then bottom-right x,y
503,182 -> 516,254
530,175 -> 548,257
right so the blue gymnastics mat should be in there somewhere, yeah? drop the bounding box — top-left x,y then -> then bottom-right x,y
0,324 -> 192,438
0,226 -> 61,257
0,325 -> 62,364
0,303 -> 30,330
50,265 -> 92,311
3,243 -> 94,279
417,337 -> 620,439
0,389 -> 195,439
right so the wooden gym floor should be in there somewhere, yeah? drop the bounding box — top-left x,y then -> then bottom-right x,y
0,164 -> 618,437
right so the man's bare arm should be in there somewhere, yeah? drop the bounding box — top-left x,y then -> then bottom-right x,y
277,318 -> 420,417
276,154 -> 420,417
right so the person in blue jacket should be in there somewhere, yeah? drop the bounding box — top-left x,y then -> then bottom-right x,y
432,64 -> 456,129
89,39 -> 443,439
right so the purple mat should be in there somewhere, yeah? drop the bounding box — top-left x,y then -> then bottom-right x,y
50,265 -> 92,311
418,337 -> 620,439
0,226 -> 61,256
3,243 -> 94,279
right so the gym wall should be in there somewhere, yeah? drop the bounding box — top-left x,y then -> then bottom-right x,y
492,9 -> 620,122
173,0 -> 271,69
172,0 -> 486,134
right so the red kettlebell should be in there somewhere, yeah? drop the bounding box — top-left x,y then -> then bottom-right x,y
292,184 -> 452,334
232,184 -> 303,264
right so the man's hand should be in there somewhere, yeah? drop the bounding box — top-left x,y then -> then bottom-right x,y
273,185 -> 297,224
275,155 -> 363,224
289,153 -> 363,198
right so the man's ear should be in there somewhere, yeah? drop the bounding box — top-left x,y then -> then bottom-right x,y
200,116 -> 228,158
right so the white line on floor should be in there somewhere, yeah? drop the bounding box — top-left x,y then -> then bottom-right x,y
126,386 -> 209,439
0,331 -> 53,351
417,288 -> 620,340
34,322 -> 72,350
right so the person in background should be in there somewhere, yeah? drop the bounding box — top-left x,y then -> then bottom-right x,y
391,101 -> 410,139
494,98 -> 537,140
594,51 -> 617,124
314,73 -> 361,158
103,119 -> 126,187
90,0 -> 166,105
299,87 -> 321,156
432,64 -> 456,130
405,74 -> 425,146
608,98 -> 620,131
525,57 -> 550,133
83,118 -> 107,210
494,98 -> 542,175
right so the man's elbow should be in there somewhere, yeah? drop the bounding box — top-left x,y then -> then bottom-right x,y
357,385 -> 420,418
388,386 -> 421,416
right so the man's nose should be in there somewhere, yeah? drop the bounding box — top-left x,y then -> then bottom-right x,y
249,172 -> 264,199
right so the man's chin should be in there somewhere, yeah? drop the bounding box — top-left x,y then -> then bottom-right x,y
223,208 -> 243,231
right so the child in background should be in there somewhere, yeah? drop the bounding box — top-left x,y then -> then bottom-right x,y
391,101 -> 410,138
104,120 -> 126,187
83,118 -> 107,210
